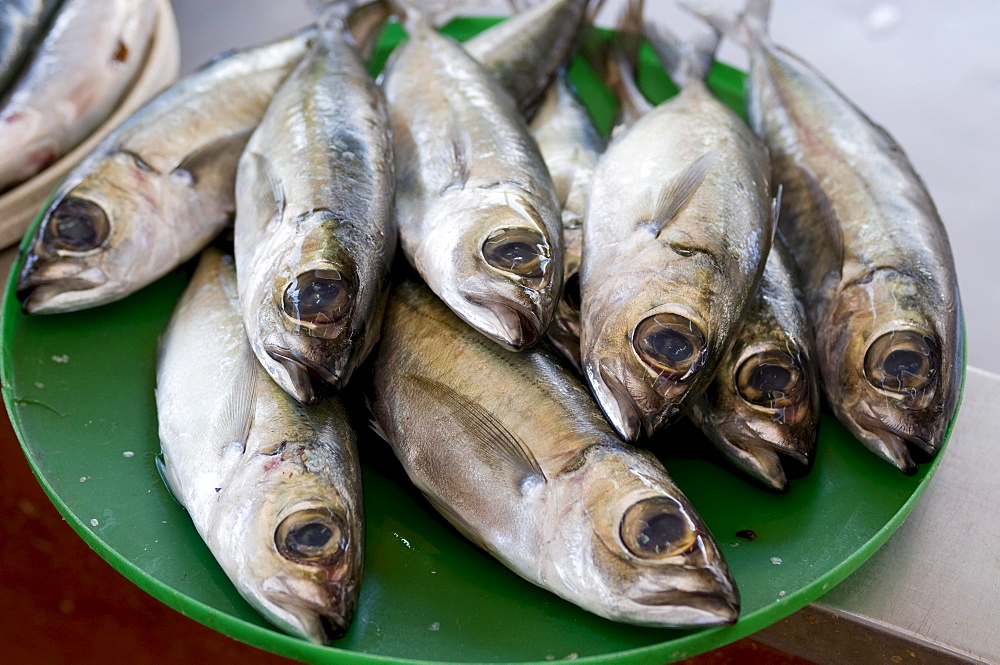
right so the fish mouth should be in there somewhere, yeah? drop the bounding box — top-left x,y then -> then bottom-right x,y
260,581 -> 355,644
458,287 -> 544,350
712,423 -> 815,492
850,402 -> 940,474
264,344 -> 341,404
16,265 -> 107,314
585,362 -> 647,442
630,589 -> 739,626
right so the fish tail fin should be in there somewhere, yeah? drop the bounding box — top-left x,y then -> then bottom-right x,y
681,0 -> 771,50
603,0 -> 652,129
644,17 -> 720,86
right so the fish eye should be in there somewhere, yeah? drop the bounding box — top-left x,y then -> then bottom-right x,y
632,313 -> 706,378
282,269 -> 354,326
736,349 -> 806,409
620,497 -> 698,559
44,197 -> 109,252
864,330 -> 938,394
481,227 -> 549,279
275,508 -> 345,564
563,272 -> 581,311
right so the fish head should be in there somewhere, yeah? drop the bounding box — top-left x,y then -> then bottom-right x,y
249,212 -> 373,401
699,338 -> 820,490
221,439 -> 363,644
542,443 -> 738,626
583,278 -> 715,441
17,153 -> 171,313
820,268 -> 961,472
426,189 -> 561,350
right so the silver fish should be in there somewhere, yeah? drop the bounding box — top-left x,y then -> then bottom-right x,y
368,280 -> 739,627
157,248 -> 364,644
688,238 -> 820,491
0,0 -> 62,97
16,29 -> 315,314
235,3 -> 394,403
529,70 -> 604,370
580,11 -> 774,442
464,0 -> 590,114
382,0 -> 563,351
0,0 -> 156,191
699,0 -> 963,472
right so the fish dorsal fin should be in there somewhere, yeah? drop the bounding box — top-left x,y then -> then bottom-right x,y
797,166 -> 843,273
643,150 -> 717,236
247,151 -> 286,229
440,112 -> 473,193
173,129 -> 254,185
410,375 -> 546,489
213,332 -> 259,457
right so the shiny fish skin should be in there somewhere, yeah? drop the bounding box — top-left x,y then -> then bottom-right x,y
688,239 -> 820,491
464,0 -> 590,114
0,0 -> 61,97
368,281 -> 739,627
235,6 -> 394,403
580,21 -> 774,442
529,71 -> 603,371
707,0 -> 962,472
156,249 -> 363,644
16,29 -> 315,315
382,2 -> 563,351
0,0 -> 156,191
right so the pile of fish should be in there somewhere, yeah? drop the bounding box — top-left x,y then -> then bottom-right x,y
13,0 -> 962,644
0,0 -> 159,194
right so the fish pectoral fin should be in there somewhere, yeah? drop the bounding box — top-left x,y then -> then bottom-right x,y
439,112 -> 472,193
248,151 -> 286,228
798,165 -> 844,274
645,150 -> 716,237
155,454 -> 185,507
410,375 -> 546,490
173,128 -> 254,185
213,336 -> 259,456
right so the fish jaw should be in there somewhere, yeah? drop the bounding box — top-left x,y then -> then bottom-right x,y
16,261 -> 110,313
259,573 -> 357,643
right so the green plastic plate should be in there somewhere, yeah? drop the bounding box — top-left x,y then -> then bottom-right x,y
0,18 -> 962,665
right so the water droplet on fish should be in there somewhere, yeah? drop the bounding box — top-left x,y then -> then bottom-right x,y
864,3 -> 902,37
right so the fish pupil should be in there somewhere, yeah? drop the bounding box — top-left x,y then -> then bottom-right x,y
884,349 -> 923,379
751,364 -> 791,393
649,328 -> 693,362
283,270 -> 353,324
482,228 -> 547,278
46,197 -> 108,251
637,513 -> 687,554
289,522 -> 333,551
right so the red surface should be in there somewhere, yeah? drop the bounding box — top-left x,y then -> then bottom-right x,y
0,400 -> 813,665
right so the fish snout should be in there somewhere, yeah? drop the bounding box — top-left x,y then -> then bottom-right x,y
585,362 -> 646,441
263,340 -> 346,403
16,260 -> 107,314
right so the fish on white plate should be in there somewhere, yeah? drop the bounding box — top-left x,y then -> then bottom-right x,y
157,248 -> 364,644
16,28 -> 316,314
693,0 -> 963,472
235,0 -> 395,403
368,280 -> 740,627
0,0 -> 157,192
0,0 -> 62,97
580,2 -> 775,442
381,0 -> 563,351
